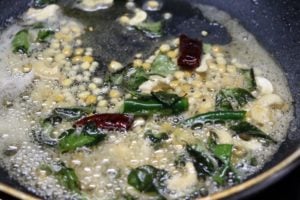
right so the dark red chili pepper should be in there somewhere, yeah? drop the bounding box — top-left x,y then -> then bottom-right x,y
75,114 -> 134,131
177,34 -> 203,70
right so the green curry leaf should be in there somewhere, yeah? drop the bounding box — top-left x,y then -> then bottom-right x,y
124,68 -> 149,91
127,165 -> 168,197
135,21 -> 163,38
215,88 -> 255,111
212,144 -> 233,165
151,91 -> 181,107
58,127 -> 106,153
12,29 -> 30,54
56,165 -> 81,193
239,69 -> 256,92
37,29 -> 55,42
230,121 -> 277,143
150,55 -> 178,76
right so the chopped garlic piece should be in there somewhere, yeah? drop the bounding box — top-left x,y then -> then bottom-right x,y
196,53 -> 212,72
24,5 -> 60,23
255,76 -> 274,95
257,94 -> 283,107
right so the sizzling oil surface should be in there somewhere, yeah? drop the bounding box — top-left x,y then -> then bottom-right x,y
0,2 -> 294,200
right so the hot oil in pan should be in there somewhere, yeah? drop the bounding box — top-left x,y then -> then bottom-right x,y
59,0 -> 231,67
0,1 -> 294,200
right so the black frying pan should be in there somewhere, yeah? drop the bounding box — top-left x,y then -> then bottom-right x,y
0,0 -> 299,199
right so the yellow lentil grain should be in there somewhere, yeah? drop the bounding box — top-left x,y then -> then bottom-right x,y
208,62 -> 218,70
159,44 -> 171,53
193,92 -> 202,98
78,91 -> 90,99
61,79 -> 73,87
133,59 -> 143,67
54,94 -> 65,102
142,62 -> 151,70
167,50 -> 177,59
22,64 -> 32,73
191,80 -> 203,88
212,45 -> 222,53
184,71 -> 192,78
174,71 -> 185,80
218,64 -> 226,73
227,64 -> 237,73
170,81 -> 179,88
119,16 -> 130,25
72,56 -> 82,64
109,89 -> 121,99
82,56 -> 94,63
63,48 -> 72,57
181,84 -> 191,93
147,0 -> 160,9
85,95 -> 97,105
74,48 -> 84,56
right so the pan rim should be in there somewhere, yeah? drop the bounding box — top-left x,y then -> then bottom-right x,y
0,148 -> 299,200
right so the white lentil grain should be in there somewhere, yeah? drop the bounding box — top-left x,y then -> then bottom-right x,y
98,100 -> 108,107
89,65 -> 97,72
83,76 -> 90,82
108,60 -> 124,73
91,61 -> 99,68
163,12 -> 172,20
78,85 -> 86,91
201,30 -> 208,37
93,77 -> 103,85
75,39 -> 83,46
92,88 -> 102,95
76,74 -> 84,82
68,70 -> 77,77
83,71 -> 91,77
72,65 -> 80,72
88,83 -> 97,90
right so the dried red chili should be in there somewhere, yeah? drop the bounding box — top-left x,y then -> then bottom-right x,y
75,114 -> 134,131
177,34 -> 203,70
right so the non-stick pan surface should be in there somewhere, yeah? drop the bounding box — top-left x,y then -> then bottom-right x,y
0,0 -> 299,199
